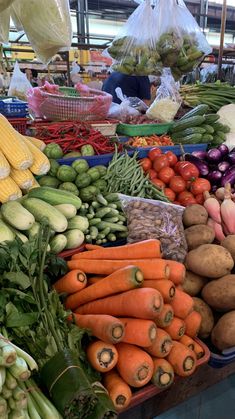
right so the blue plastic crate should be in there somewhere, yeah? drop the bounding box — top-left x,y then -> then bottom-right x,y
209,346 -> 235,368
0,98 -> 28,118
58,144 -> 208,167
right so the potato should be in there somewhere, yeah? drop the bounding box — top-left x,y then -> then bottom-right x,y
202,275 -> 235,312
182,271 -> 208,296
185,244 -> 234,278
193,297 -> 214,339
221,235 -> 235,262
183,204 -> 208,227
184,225 -> 215,250
211,311 -> 235,351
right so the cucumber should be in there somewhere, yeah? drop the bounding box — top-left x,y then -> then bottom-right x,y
107,233 -> 116,242
1,201 -> 35,231
50,234 -> 67,254
0,219 -> 15,243
64,229 -> 84,249
38,176 -> 60,188
22,198 -> 68,233
204,114 -> 220,124
172,127 -> 206,139
201,124 -> 214,134
90,226 -> 99,239
173,133 -> 202,144
105,193 -> 119,202
28,187 -> 82,209
89,218 -> 101,226
95,208 -> 112,218
67,215 -> 89,232
103,216 -> 119,223
180,104 -> 209,120
96,194 -> 108,206
54,204 -> 77,219
213,122 -> 230,133
97,221 -> 127,232
201,134 -> 214,143
217,131 -> 226,141
171,116 -> 205,133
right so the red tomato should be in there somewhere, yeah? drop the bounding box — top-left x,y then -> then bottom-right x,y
153,155 -> 169,172
165,151 -> 178,167
158,167 -> 175,184
195,193 -> 204,205
169,176 -> 186,193
174,161 -> 182,174
190,178 -> 211,196
147,169 -> 157,180
140,158 -> 152,172
186,180 -> 192,190
177,191 -> 194,203
180,196 -> 197,207
164,188 -> 176,202
148,148 -> 162,161
152,178 -> 165,189
178,162 -> 199,181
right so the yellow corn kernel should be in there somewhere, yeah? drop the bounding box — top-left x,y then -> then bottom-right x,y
10,168 -> 35,190
0,115 -> 33,170
0,151 -> 10,180
24,140 -> 50,176
24,136 -> 46,151
0,176 -> 22,203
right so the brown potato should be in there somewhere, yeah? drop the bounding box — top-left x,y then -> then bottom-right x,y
185,244 -> 234,278
184,225 -> 215,250
182,271 -> 208,296
193,297 -> 214,339
211,311 -> 235,351
221,235 -> 235,262
183,205 -> 208,227
202,275 -> 235,312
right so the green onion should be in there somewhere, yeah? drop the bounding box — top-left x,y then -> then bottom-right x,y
7,341 -> 38,372
0,344 -> 17,367
2,384 -> 12,399
8,410 -> 26,419
0,396 -> 7,415
5,371 -> 17,390
25,379 -> 61,419
12,386 -> 27,402
9,358 -> 30,382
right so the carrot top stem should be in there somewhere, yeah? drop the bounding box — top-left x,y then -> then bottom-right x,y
98,348 -> 116,368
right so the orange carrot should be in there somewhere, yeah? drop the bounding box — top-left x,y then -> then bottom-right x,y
167,261 -> 186,285
177,285 -> 183,291
170,289 -> 194,319
53,269 -> 87,294
184,311 -> 202,338
73,313 -> 125,344
72,239 -> 161,260
75,288 -> 163,319
151,358 -> 174,389
119,318 -> 157,347
167,341 -> 197,377
155,304 -> 174,328
88,276 -> 105,285
164,317 -> 185,340
143,280 -> 175,303
86,340 -> 118,372
85,244 -> 102,250
65,266 -> 144,310
103,370 -> 132,412
146,329 -> 172,358
179,335 -> 195,351
116,343 -> 154,388
67,259 -> 170,280
193,341 -> 205,359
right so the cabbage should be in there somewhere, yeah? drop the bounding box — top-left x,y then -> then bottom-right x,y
217,104 -> 235,133
146,97 -> 180,122
12,0 -> 72,64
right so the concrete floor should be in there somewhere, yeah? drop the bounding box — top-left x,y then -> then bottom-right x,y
155,373 -> 235,419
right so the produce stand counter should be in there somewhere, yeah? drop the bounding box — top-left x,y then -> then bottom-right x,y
120,362 -> 235,419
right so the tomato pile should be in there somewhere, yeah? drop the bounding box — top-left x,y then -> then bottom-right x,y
140,148 -> 211,207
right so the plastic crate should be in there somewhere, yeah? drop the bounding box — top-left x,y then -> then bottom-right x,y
0,98 -> 28,118
117,122 -> 173,136
90,120 -> 118,137
7,118 -> 28,135
209,346 -> 235,368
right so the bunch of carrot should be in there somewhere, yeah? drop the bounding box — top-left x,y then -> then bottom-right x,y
53,239 -> 205,412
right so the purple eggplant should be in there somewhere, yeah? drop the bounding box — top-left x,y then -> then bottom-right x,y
184,153 -> 209,176
207,170 -> 222,184
207,148 -> 222,163
217,144 -> 229,157
218,161 -> 230,173
191,151 -> 208,160
211,185 -> 218,193
228,152 -> 235,164
221,165 -> 235,187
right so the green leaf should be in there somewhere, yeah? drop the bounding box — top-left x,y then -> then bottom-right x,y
6,311 -> 38,328
3,272 -> 31,290
3,288 -> 36,305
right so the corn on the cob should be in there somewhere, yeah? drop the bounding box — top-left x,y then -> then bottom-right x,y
22,177 -> 40,194
10,168 -> 35,190
24,136 -> 46,151
0,151 -> 10,179
0,176 -> 22,203
0,115 -> 33,170
24,139 -> 50,176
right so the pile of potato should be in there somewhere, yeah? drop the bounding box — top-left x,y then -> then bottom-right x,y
182,204 -> 235,352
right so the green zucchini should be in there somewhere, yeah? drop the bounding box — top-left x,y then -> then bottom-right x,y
180,104 -> 209,120
173,133 -> 202,144
1,201 -> 35,231
171,116 -> 205,133
172,127 -> 206,139
204,114 -> 220,124
201,124 -> 214,134
22,198 -> 68,233
28,187 -> 82,209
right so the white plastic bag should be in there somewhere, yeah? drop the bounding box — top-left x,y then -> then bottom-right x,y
146,69 -> 181,122
70,62 -> 82,85
12,0 -> 72,64
0,6 -> 10,43
108,87 -> 140,122
107,0 -> 211,79
0,0 -> 15,12
8,61 -> 32,101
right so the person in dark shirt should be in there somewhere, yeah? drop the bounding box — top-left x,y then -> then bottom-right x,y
102,71 -> 151,105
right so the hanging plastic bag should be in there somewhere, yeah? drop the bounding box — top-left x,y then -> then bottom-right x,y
8,61 -> 32,101
12,0 -> 72,64
0,0 -> 15,12
70,62 -> 82,85
146,68 -> 181,122
0,6 -> 10,43
10,6 -> 24,32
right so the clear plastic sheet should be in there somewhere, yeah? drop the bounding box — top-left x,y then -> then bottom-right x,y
119,194 -> 188,262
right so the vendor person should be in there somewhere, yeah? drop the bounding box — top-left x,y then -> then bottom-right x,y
102,71 -> 151,105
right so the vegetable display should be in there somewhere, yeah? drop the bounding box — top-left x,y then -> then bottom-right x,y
180,83 -> 235,112
127,135 -> 174,148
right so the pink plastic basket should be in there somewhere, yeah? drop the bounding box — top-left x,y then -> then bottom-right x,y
39,89 -> 112,122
